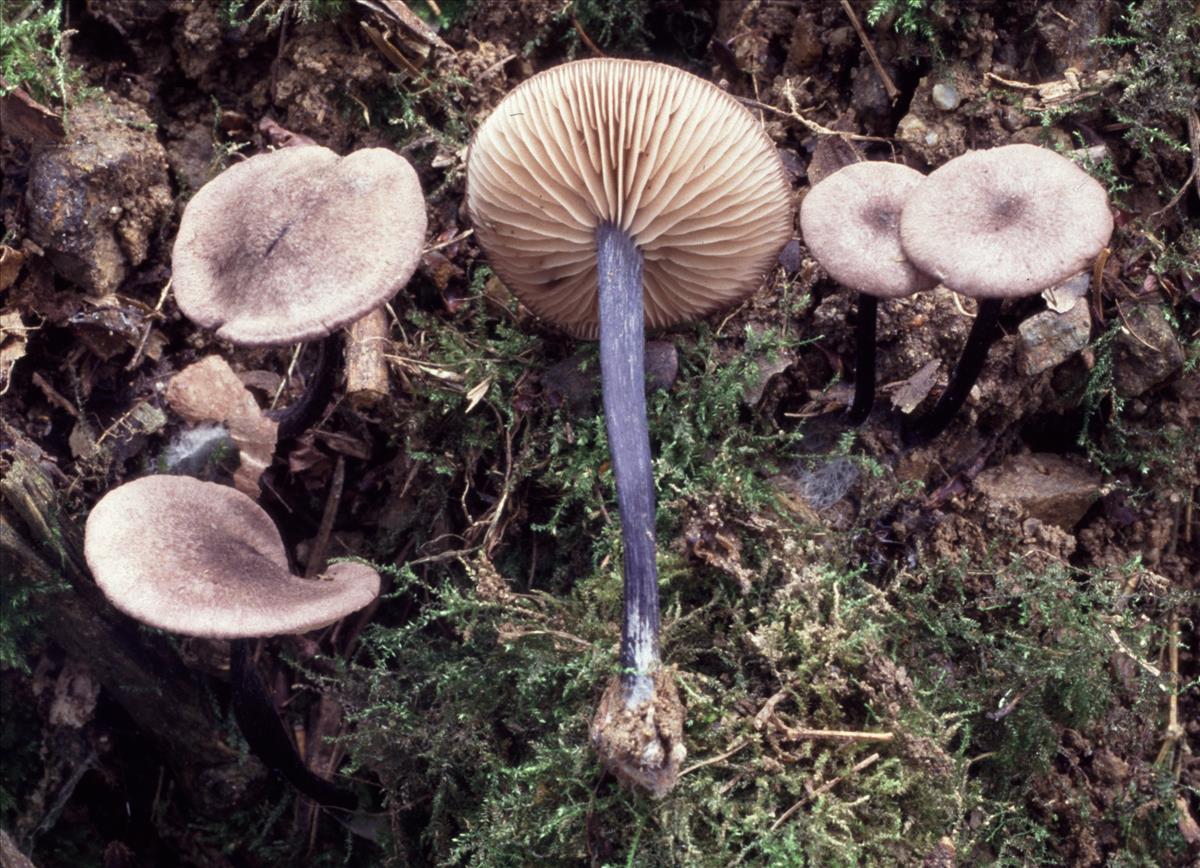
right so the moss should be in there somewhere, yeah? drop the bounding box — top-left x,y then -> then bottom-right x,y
0,0 -> 81,109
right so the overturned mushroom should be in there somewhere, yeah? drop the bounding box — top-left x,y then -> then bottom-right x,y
899,144 -> 1113,443
85,474 -> 380,808
172,145 -> 426,440
467,58 -> 792,795
799,161 -> 935,424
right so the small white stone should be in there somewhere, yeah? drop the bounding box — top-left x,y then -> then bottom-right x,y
931,82 -> 961,111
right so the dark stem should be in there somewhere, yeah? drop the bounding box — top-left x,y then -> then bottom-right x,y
229,639 -> 357,809
596,222 -> 659,708
846,293 -> 878,426
270,335 -> 344,441
903,297 -> 1003,445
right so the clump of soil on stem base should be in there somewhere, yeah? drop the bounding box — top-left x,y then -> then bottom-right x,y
590,670 -> 686,798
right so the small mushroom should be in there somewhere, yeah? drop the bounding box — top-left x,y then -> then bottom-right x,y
467,59 -> 792,795
85,474 -> 380,808
172,145 -> 426,440
899,144 -> 1113,443
799,161 -> 935,424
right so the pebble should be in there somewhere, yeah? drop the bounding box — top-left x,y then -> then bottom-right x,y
931,83 -> 961,111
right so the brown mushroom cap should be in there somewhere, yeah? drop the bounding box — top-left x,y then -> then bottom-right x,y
899,144 -> 1113,299
173,145 -> 426,346
466,59 -> 793,339
85,475 -> 380,639
799,161 -> 936,299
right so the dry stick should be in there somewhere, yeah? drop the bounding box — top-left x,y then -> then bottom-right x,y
424,228 -> 474,253
840,0 -> 899,101
305,454 -> 346,579
770,753 -> 882,831
572,16 -> 605,56
126,278 -> 172,371
679,740 -> 750,778
734,94 -> 891,143
781,726 -> 895,743
344,307 -> 390,410
1152,609 -> 1181,769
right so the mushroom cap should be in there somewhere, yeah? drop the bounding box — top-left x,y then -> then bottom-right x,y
466,58 -> 793,339
799,161 -> 936,299
173,145 -> 426,346
84,475 -> 380,639
899,144 -> 1113,299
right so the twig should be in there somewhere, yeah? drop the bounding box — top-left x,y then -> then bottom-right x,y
424,228 -> 473,253
734,94 -> 890,144
1109,627 -> 1162,677
572,16 -> 605,56
1114,301 -> 1159,352
305,455 -> 345,579
272,344 -> 305,410
770,752 -> 881,831
679,740 -> 750,778
126,278 -> 172,370
840,0 -> 898,101
1153,609 -> 1183,770
780,726 -> 895,743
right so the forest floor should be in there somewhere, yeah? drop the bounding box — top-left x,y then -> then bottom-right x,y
1,0 -> 1198,866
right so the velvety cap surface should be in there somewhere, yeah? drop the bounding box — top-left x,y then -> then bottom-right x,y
899,144 -> 1113,298
466,58 -> 793,338
799,161 -> 935,299
85,475 -> 381,638
173,146 -> 426,346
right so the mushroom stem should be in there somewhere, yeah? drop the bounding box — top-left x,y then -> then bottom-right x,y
229,639 -> 357,809
846,293 -> 878,426
904,297 -> 1003,444
596,222 -> 660,707
271,335 -> 344,442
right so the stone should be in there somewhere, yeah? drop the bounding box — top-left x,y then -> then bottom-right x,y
931,82 -> 960,111
1112,305 -> 1185,397
1017,302 -> 1092,376
25,95 -> 172,295
974,452 -> 1101,529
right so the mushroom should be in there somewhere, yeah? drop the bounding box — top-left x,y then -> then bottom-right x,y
898,144 -> 1113,443
799,161 -> 935,424
85,474 -> 380,808
172,144 -> 426,440
466,58 -> 792,795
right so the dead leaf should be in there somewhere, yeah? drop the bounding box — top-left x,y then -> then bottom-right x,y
0,245 -> 26,291
0,312 -> 30,395
890,359 -> 941,414
465,376 -> 492,413
166,356 -> 279,496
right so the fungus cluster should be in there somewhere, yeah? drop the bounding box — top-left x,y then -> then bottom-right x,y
79,141 -> 426,807
468,58 -> 792,795
800,144 -> 1113,440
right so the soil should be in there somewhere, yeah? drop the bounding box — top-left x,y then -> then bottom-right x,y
1,1 -> 1197,866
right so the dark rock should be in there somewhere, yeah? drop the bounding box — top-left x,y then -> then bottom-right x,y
974,452 -> 1101,529
1112,305 -> 1184,397
1017,302 -> 1092,376
26,95 -> 172,295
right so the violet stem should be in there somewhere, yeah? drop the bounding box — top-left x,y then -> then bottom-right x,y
903,297 -> 1003,445
229,638 -> 357,809
846,292 -> 878,426
596,223 -> 659,707
271,335 -> 343,441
